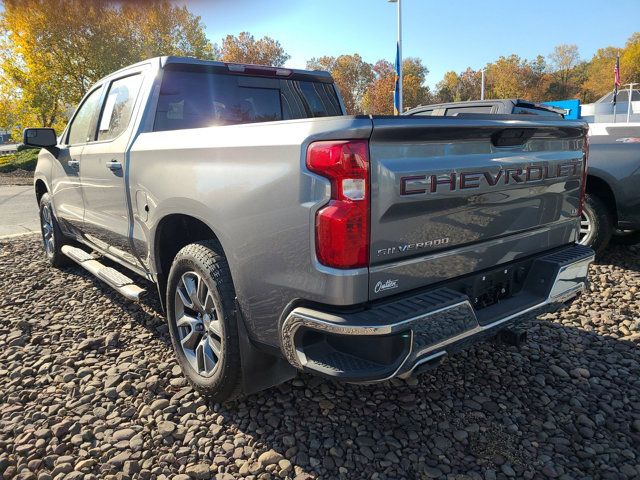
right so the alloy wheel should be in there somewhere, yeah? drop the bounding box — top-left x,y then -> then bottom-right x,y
579,207 -> 594,245
40,203 -> 55,257
174,271 -> 223,377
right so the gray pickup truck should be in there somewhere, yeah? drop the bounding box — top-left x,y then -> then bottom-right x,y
25,57 -> 594,402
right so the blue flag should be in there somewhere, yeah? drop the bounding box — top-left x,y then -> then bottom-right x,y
394,42 -> 400,115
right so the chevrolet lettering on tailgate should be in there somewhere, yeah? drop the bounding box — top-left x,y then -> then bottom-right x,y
400,161 -> 581,196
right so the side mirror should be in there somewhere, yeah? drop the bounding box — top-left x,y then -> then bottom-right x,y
23,128 -> 58,155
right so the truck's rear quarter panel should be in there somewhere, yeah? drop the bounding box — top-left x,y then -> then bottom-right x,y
129,116 -> 372,345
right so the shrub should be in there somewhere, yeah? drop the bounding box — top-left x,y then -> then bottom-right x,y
0,148 -> 39,173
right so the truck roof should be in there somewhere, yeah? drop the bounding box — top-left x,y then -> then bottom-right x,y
94,56 -> 335,86
162,56 -> 334,83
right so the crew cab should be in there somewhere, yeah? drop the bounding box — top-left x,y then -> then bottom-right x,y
25,57 -> 594,402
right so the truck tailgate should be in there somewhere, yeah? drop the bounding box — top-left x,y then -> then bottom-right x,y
368,116 -> 588,299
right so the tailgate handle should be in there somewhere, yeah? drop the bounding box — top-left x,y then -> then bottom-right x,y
491,128 -> 535,147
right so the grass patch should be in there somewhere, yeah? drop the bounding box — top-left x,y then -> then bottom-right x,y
0,148 -> 39,173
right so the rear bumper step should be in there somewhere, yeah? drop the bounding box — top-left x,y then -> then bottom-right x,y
61,245 -> 146,301
281,244 -> 594,382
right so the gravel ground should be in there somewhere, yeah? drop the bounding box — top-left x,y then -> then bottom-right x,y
1,237 -> 639,480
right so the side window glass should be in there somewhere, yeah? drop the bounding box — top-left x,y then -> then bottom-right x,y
67,87 -> 102,145
98,74 -> 143,141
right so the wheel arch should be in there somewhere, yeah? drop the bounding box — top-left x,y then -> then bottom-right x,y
153,213 -> 229,305
34,178 -> 48,204
586,174 -> 617,224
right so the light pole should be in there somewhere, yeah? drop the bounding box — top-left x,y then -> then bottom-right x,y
480,68 -> 485,100
389,0 -> 402,115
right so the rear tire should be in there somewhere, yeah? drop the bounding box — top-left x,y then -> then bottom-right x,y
166,241 -> 242,403
38,192 -> 70,268
579,193 -> 614,256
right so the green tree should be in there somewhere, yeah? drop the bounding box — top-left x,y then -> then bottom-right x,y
307,54 -> 373,114
215,32 -> 289,66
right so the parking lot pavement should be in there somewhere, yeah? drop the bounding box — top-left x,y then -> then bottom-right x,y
0,238 -> 639,479
0,185 -> 39,237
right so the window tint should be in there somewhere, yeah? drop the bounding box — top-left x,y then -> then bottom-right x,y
513,106 -> 561,117
412,109 -> 434,116
445,105 -> 493,115
154,70 -> 342,132
98,74 -> 144,141
67,87 -> 102,145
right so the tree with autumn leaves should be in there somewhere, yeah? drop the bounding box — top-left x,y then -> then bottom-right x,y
436,36 -> 640,106
0,0 -> 288,139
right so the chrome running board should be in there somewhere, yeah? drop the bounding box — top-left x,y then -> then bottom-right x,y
61,245 -> 146,301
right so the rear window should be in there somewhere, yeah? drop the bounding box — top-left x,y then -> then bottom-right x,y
444,105 -> 493,115
513,106 -> 562,117
154,69 -> 342,131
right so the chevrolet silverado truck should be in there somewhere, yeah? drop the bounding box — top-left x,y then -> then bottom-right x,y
25,57 -> 594,402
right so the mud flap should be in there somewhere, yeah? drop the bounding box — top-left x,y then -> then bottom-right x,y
235,300 -> 297,395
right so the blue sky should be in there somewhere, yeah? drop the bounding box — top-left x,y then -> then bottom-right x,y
181,0 -> 640,88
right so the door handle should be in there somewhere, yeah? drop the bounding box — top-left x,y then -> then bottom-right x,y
106,160 -> 122,171
68,159 -> 79,168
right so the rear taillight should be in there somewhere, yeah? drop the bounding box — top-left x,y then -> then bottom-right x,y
577,134 -> 589,216
306,140 -> 369,269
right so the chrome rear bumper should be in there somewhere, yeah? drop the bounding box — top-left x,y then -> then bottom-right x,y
280,244 -> 594,382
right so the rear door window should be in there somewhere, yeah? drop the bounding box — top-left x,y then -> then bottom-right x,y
154,69 -> 342,131
98,74 -> 144,141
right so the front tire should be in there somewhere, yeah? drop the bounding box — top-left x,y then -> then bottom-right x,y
166,241 -> 241,403
579,193 -> 614,256
38,192 -> 69,268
